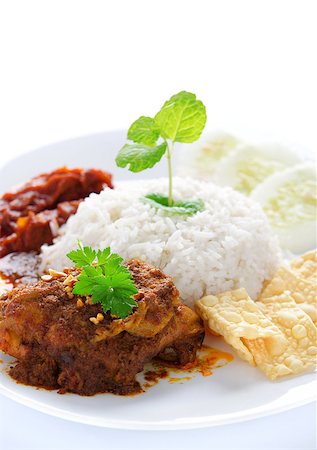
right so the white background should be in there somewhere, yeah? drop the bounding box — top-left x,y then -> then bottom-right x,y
0,1 -> 316,449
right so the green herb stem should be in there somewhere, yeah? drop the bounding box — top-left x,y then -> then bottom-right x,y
115,91 -> 207,214
167,141 -> 174,206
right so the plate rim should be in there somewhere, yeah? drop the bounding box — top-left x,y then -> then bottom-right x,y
0,130 -> 316,430
0,129 -> 125,172
0,378 -> 315,430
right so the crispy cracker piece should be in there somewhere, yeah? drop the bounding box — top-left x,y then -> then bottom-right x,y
195,289 -> 287,367
256,294 -> 317,379
260,263 -> 317,324
196,288 -> 317,380
291,250 -> 317,282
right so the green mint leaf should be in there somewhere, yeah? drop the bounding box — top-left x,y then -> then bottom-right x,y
127,116 -> 160,146
154,91 -> 206,143
67,244 -> 97,267
144,193 -> 204,216
116,91 -> 207,212
115,142 -> 167,173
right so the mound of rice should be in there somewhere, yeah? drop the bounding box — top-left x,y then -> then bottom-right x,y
40,177 -> 280,307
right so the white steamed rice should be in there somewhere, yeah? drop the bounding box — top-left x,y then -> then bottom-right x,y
40,177 -> 281,307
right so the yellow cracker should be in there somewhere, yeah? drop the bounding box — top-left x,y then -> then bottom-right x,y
260,265 -> 317,323
195,289 -> 287,367
256,294 -> 317,379
196,288 -> 317,380
291,250 -> 317,282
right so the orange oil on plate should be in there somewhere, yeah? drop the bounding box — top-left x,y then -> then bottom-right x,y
143,345 -> 233,390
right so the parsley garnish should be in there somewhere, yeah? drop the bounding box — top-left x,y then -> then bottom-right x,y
115,91 -> 207,213
67,242 -> 138,319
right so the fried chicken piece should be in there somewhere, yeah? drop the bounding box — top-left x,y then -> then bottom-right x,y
0,260 -> 204,395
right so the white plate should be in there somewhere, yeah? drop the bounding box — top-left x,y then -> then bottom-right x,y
0,130 -> 316,430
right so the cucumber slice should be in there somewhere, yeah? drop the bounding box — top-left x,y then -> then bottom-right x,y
177,131 -> 240,179
213,143 -> 302,195
251,163 -> 317,253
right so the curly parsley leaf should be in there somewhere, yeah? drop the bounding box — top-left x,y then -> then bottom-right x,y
128,116 -> 160,146
154,91 -> 207,143
91,282 -> 138,319
67,243 -> 138,319
67,242 -> 97,267
72,266 -> 103,296
144,193 -> 204,216
96,248 -> 111,267
115,142 -> 167,172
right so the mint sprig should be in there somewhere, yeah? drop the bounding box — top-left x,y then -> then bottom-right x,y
115,91 -> 207,210
127,116 -> 160,146
154,91 -> 206,143
116,142 -> 167,173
